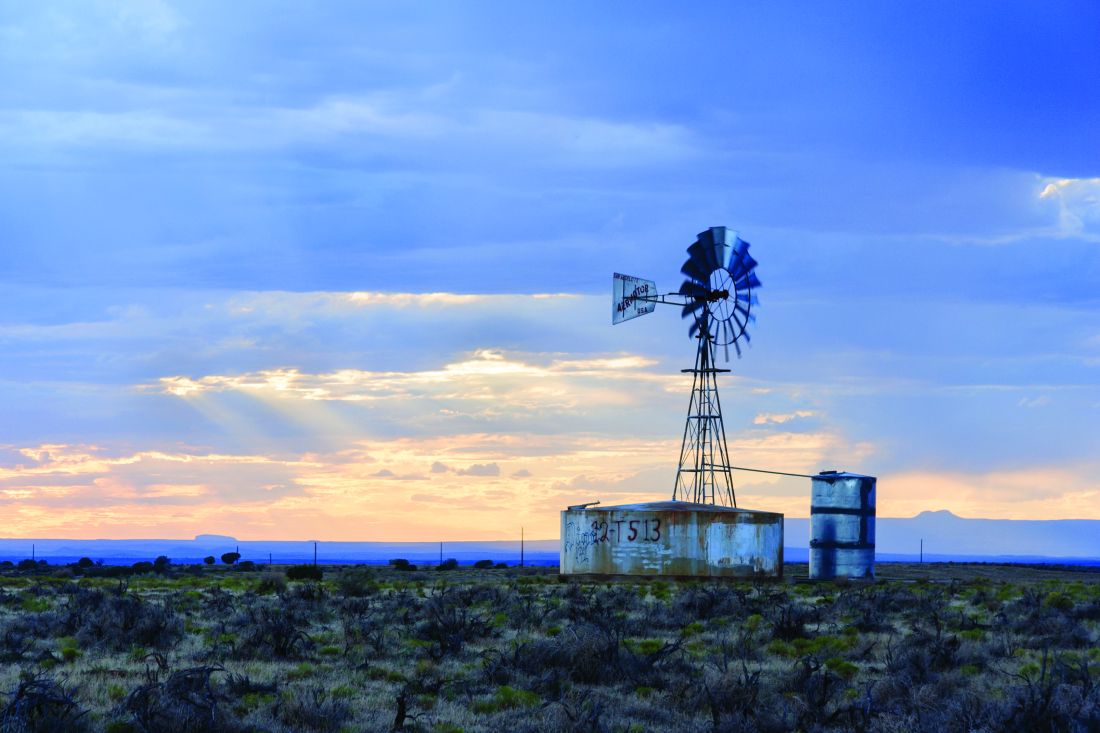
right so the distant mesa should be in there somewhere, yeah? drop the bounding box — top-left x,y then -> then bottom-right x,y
193,534 -> 237,543
914,510 -> 960,519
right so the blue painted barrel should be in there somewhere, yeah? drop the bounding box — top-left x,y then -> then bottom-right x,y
809,472 -> 876,580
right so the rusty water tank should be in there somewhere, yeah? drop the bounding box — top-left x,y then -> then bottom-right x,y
560,500 -> 783,578
809,472 -> 876,579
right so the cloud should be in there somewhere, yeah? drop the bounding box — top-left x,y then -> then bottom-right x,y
1,429 -> 853,539
455,463 -> 500,477
346,292 -> 495,308
468,109 -> 696,167
1038,176 -> 1100,238
151,347 -> 680,443
2,408 -> 1097,542
0,91 -> 695,170
370,468 -> 428,481
434,460 -> 524,479
0,110 -> 197,149
0,444 -> 311,514
114,0 -> 184,38
875,465 -> 1100,520
753,410 -> 816,425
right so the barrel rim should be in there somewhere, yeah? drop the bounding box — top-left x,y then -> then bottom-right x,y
809,540 -> 876,550
812,472 -> 877,481
561,500 -> 784,518
810,506 -> 875,516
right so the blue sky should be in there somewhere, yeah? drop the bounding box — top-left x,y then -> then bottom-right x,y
0,1 -> 1098,540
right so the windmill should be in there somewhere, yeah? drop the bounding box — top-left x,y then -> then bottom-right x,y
613,226 -> 760,507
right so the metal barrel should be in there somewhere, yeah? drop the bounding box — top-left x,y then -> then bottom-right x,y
809,473 -> 876,580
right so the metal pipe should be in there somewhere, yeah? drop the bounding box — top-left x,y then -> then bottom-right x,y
726,465 -> 821,479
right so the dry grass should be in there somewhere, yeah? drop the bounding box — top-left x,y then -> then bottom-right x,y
0,562 -> 1097,732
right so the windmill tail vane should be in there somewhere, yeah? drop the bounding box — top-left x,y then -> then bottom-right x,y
612,226 -> 761,507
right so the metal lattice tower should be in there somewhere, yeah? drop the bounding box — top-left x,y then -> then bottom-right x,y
673,321 -> 736,506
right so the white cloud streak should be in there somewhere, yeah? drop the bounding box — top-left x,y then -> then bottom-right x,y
753,410 -> 816,425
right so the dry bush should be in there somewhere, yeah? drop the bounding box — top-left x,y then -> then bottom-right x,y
671,584 -> 751,625
54,586 -> 181,652
0,673 -> 90,733
414,588 -> 493,659
275,686 -> 350,733
767,599 -> 818,641
229,598 -> 313,660
333,568 -> 377,598
202,587 -> 236,616
0,618 -> 37,663
115,665 -> 260,733
338,598 -> 393,659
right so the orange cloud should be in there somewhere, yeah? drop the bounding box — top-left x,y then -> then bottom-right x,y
0,426 -> 874,540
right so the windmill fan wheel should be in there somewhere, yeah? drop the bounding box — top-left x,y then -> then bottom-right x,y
677,226 -> 760,359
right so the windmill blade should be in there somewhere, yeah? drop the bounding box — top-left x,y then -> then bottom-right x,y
680,254 -> 710,282
695,229 -> 722,272
734,339 -> 742,358
735,291 -> 759,307
731,308 -> 746,334
734,271 -> 762,291
730,255 -> 757,281
681,300 -> 705,319
730,252 -> 758,280
678,279 -> 707,297
684,241 -> 718,278
734,303 -> 756,324
688,318 -> 701,339
707,226 -> 734,275
679,279 -> 707,319
727,237 -> 751,273
687,240 -> 715,271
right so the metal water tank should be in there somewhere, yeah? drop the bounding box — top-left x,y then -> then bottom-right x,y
809,472 -> 876,579
560,500 -> 784,578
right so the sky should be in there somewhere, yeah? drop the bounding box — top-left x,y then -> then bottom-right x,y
1,1 -> 1098,541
